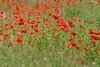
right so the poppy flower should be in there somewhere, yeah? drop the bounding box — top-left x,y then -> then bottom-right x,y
0,39 -> 2,41
60,27 -> 65,30
67,2 -> 70,5
16,37 -> 23,42
52,14 -> 59,19
94,31 -> 99,35
87,10 -> 89,12
62,23 -> 68,28
80,61 -> 84,64
67,38 -> 72,41
77,18 -> 81,21
37,41 -> 40,44
48,26 -> 53,28
66,43 -> 72,47
76,46 -> 81,50
0,30 -> 3,32
68,21 -> 73,25
13,29 -> 16,31
48,13 -> 52,16
92,41 -> 97,47
64,29 -> 69,32
43,24 -> 47,28
57,23 -> 61,26
10,41 -> 14,47
95,50 -> 99,54
18,21 -> 24,25
43,32 -> 45,35
72,17 -> 76,20
89,29 -> 94,34
90,36 -> 99,40
78,40 -> 82,43
71,42 -> 77,46
27,40 -> 31,43
34,28 -> 40,32
5,34 -> 10,38
80,25 -> 84,29
84,20 -> 88,23
1,11 -> 4,14
91,20 -> 95,23
70,32 -> 77,37
7,44 -> 10,47
38,20 -> 41,23
50,49 -> 52,52
70,24 -> 75,27
84,47 -> 89,51
79,0 -> 82,2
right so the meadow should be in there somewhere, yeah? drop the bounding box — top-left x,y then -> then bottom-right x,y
0,0 -> 100,67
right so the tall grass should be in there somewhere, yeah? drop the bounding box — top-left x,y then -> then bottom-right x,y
0,0 -> 100,67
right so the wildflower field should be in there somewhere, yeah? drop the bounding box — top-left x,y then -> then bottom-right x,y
0,0 -> 100,67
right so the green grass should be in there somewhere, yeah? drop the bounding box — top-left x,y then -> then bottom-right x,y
0,0 -> 100,67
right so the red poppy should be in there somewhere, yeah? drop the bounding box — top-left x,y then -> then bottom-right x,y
64,29 -> 69,32
0,30 -> 3,32
80,61 -> 84,64
87,10 -> 89,12
90,35 -> 99,40
71,42 -> 77,46
67,38 -> 72,41
16,37 -> 23,42
50,49 -> 52,52
30,32 -> 35,36
27,40 -> 31,43
7,44 -> 10,47
34,28 -> 40,32
38,20 -> 41,23
43,32 -> 45,35
57,23 -> 61,26
66,43 -> 72,47
4,34 -> 10,38
31,20 -> 36,24
0,39 -> 2,41
89,29 -> 94,34
48,26 -> 53,28
70,24 -> 75,27
78,40 -> 82,43
92,41 -> 97,47
79,0 -> 82,2
30,25 -> 35,28
60,27 -> 65,30
84,47 -> 89,51
95,50 -> 99,54
77,18 -> 81,21
37,41 -> 40,44
62,23 -> 68,28
70,32 -> 77,37
52,14 -> 59,19
43,24 -> 47,28
1,11 -> 4,14
67,2 -> 70,5
0,33 -> 3,36
72,17 -> 76,20
48,13 -> 52,16
13,29 -> 16,31
68,21 -> 73,25
18,21 -> 24,25
94,31 -> 99,35
80,25 -> 84,29
84,20 -> 88,23
10,41 -> 14,47
91,20 -> 95,23
76,46 -> 81,50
